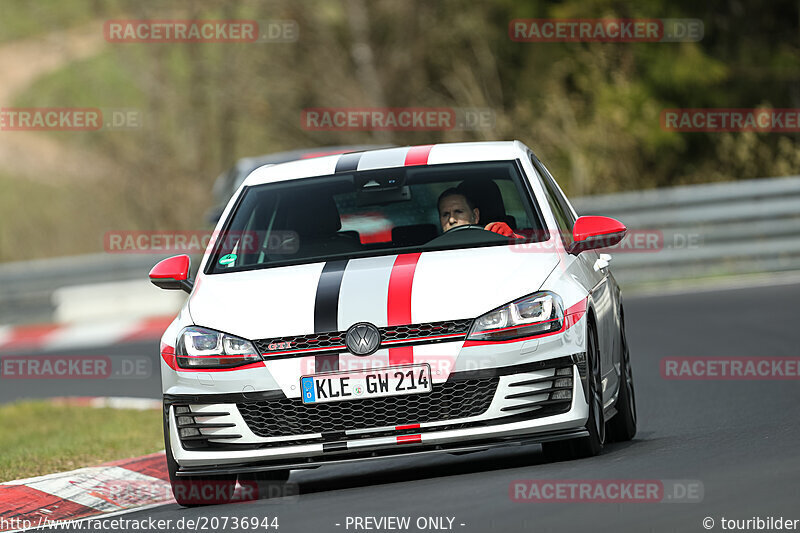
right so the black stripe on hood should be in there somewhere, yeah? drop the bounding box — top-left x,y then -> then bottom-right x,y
313,259 -> 348,372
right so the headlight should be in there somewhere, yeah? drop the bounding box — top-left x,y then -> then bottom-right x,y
467,291 -> 564,341
175,326 -> 262,369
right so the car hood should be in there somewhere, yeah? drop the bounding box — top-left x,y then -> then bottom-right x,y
189,246 -> 559,340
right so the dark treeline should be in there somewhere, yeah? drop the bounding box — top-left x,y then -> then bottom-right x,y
7,0 -> 800,256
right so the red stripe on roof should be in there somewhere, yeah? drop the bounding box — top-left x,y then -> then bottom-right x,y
404,145 -> 434,166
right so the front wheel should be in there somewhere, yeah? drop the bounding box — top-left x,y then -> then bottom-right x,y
606,312 -> 637,442
542,323 -> 605,461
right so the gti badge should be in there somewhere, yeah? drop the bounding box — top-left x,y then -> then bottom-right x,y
345,322 -> 381,356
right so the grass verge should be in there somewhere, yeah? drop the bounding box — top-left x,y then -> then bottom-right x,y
0,400 -> 163,482
0,172 -> 147,262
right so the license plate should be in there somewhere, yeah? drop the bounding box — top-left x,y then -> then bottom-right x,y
300,364 -> 432,404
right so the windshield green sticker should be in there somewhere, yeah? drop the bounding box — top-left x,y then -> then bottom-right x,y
219,253 -> 237,266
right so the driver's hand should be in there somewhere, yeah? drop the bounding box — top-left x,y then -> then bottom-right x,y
485,222 -> 522,239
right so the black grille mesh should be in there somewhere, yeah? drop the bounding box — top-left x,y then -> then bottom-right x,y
380,319 -> 473,341
256,331 -> 345,352
237,377 -> 498,437
255,319 -> 473,354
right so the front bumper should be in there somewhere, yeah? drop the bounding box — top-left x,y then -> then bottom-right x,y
166,354 -> 590,475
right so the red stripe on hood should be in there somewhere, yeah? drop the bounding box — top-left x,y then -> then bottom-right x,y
387,253 -> 421,365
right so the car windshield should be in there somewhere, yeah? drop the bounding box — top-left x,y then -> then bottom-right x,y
206,160 -> 546,274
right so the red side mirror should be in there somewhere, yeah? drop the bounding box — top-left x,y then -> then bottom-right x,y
568,216 -> 627,255
149,255 -> 193,292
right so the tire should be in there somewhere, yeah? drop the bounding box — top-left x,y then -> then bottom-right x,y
542,322 -> 605,461
163,407 -> 237,507
238,471 -> 292,501
606,312 -> 637,442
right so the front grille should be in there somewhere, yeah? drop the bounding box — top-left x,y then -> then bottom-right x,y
256,331 -> 346,352
380,319 -> 473,342
255,319 -> 473,355
237,377 -> 498,437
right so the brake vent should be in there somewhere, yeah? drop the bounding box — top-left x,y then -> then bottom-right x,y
174,405 -> 241,449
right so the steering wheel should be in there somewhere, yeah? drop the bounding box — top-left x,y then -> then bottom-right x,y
444,224 -> 486,233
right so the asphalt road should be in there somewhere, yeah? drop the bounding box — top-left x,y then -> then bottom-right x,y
30,280 -> 800,532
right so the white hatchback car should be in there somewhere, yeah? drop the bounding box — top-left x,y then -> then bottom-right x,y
150,141 -> 636,506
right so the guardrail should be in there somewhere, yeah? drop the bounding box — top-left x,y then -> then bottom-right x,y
1,175 -> 798,325
570,175 -> 800,284
0,253 -> 185,325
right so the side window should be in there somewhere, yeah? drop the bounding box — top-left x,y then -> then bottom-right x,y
531,155 -> 575,245
496,180 -> 534,230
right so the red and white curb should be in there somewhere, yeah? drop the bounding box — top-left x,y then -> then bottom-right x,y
0,452 -> 174,531
0,316 -> 172,354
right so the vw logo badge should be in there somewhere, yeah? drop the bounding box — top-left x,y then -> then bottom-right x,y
345,322 -> 381,356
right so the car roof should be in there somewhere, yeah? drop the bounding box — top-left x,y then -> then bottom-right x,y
226,145 -> 391,193
235,145 -> 392,173
242,141 -> 528,187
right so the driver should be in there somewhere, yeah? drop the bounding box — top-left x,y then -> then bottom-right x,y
437,188 -> 522,238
